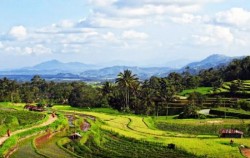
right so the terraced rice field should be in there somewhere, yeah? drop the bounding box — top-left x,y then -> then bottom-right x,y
36,132 -> 74,158
10,136 -> 43,158
218,80 -> 250,93
52,106 -> 250,158
2,105 -> 250,158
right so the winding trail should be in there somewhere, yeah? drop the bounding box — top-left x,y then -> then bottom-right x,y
0,115 -> 57,146
241,148 -> 250,158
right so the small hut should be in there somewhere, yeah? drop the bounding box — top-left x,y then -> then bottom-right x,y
219,129 -> 243,138
24,105 -> 45,112
69,133 -> 82,140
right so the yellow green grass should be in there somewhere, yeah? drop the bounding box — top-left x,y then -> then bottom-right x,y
53,105 -> 250,158
179,87 -> 212,96
218,80 -> 250,93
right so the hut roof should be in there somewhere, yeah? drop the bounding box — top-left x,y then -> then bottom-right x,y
71,132 -> 82,137
219,129 -> 243,135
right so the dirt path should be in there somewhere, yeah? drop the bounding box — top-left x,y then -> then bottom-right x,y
241,148 -> 250,158
0,115 -> 57,146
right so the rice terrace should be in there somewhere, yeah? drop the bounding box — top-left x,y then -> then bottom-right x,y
1,1 -> 250,158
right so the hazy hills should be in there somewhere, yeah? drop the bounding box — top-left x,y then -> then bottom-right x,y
0,54 -> 242,81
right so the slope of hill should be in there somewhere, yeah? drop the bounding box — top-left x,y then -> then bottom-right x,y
80,66 -> 173,80
0,60 -> 98,75
180,54 -> 242,73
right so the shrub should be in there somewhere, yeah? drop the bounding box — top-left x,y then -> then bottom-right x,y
238,100 -> 250,111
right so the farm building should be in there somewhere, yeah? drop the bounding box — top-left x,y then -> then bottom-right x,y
219,129 -> 243,138
24,105 -> 45,112
69,132 -> 82,139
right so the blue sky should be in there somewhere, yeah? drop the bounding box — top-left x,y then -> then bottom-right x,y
0,0 -> 250,69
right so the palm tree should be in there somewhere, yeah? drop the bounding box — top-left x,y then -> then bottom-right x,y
115,70 -> 138,111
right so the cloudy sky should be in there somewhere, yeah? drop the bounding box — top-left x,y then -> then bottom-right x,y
0,0 -> 250,69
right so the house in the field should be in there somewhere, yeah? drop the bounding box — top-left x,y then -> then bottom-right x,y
69,132 -> 82,140
24,104 -> 45,112
219,129 -> 243,138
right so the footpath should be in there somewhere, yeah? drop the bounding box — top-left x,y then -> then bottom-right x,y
0,115 -> 57,146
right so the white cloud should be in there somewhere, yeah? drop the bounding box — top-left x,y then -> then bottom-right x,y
23,47 -> 33,55
89,0 -> 118,7
215,8 -> 250,27
117,4 -> 200,17
0,42 -> 3,49
31,44 -> 52,55
4,46 -> 21,53
142,0 -> 224,5
82,15 -> 144,28
122,30 -> 148,40
110,0 -> 224,8
52,20 -> 75,28
103,32 -> 119,42
9,26 -> 27,40
193,25 -> 234,46
4,45 -> 51,55
170,13 -> 207,24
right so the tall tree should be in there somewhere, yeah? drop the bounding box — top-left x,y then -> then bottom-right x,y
115,70 -> 139,111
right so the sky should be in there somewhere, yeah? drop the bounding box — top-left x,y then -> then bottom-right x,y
0,0 -> 250,69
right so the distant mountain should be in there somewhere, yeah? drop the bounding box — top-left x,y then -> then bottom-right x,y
180,54 -> 241,73
0,60 -> 99,75
33,60 -> 96,70
80,66 -> 173,80
0,54 -> 243,81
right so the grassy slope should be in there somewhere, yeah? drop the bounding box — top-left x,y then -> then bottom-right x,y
179,80 -> 250,96
212,107 -> 250,115
218,80 -> 250,93
36,132 -> 75,158
10,136 -> 43,158
61,115 -> 195,158
155,117 -> 250,136
53,105 -> 250,158
0,103 -> 46,137
179,87 -> 212,96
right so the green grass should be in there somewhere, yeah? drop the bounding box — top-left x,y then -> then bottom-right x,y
217,80 -> 250,94
156,118 -> 249,136
179,87 -> 212,96
63,129 -> 195,158
0,113 -> 68,158
212,107 -> 250,115
0,110 -> 46,136
3,104 -> 250,158
36,132 -> 74,158
0,102 -> 26,110
10,136 -> 43,158
52,106 -> 249,157
54,105 -> 120,114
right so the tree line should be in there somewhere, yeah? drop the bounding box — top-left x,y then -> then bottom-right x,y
0,56 -> 249,115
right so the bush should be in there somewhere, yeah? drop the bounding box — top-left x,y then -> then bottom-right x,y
179,105 -> 199,119
238,100 -> 250,111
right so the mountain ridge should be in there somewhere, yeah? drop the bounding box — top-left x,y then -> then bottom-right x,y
0,54 -> 244,81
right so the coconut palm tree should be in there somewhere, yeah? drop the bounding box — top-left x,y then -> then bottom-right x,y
115,70 -> 139,111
